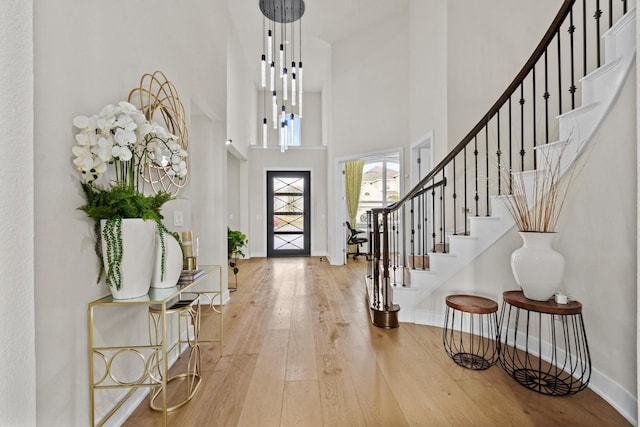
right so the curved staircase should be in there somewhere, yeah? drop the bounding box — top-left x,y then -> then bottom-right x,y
367,2 -> 636,325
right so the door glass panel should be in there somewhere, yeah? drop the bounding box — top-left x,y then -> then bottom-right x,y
267,171 -> 310,257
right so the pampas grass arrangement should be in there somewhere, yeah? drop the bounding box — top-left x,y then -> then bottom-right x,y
502,144 -> 575,232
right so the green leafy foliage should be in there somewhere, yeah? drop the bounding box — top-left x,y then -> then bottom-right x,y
227,227 -> 248,276
78,183 -> 174,288
78,183 -> 171,222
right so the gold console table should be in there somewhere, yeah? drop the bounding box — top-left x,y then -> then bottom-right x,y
88,265 -> 223,427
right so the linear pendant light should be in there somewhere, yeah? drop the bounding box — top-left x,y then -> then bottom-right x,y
259,0 -> 304,150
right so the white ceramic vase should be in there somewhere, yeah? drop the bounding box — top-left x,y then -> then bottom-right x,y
151,230 -> 183,289
101,218 -> 156,299
511,232 -> 565,301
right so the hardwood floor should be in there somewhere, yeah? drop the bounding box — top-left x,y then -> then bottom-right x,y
125,257 -> 630,426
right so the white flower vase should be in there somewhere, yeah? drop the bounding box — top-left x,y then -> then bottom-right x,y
511,232 -> 565,301
151,230 -> 183,289
101,218 -> 156,299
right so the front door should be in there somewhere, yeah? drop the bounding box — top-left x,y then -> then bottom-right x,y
266,171 -> 311,257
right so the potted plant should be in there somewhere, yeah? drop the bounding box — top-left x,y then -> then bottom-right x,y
72,101 -> 187,299
227,227 -> 248,291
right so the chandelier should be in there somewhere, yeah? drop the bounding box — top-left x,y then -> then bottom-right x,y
259,0 -> 305,151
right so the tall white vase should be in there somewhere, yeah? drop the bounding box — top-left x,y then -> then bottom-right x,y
151,230 -> 183,289
101,218 -> 156,299
511,232 -> 565,301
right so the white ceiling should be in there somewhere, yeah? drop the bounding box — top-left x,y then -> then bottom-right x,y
226,0 -> 409,93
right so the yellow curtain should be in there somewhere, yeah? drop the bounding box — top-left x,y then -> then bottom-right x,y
345,160 -> 365,227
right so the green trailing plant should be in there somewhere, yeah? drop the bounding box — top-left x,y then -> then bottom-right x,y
227,227 -> 248,285
78,183 -> 178,289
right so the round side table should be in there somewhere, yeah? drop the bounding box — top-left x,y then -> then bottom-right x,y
498,290 -> 591,396
443,294 -> 499,370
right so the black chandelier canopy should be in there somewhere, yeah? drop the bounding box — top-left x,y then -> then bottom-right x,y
259,0 -> 305,23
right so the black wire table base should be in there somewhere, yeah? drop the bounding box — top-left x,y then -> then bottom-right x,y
498,290 -> 591,397
452,352 -> 494,371
511,368 -> 574,396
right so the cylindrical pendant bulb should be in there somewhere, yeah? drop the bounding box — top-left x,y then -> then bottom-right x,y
262,117 -> 268,148
270,62 -> 275,91
290,113 -> 295,148
279,45 -> 284,77
267,30 -> 273,64
291,73 -> 296,106
272,91 -> 277,129
298,62 -> 303,92
283,68 -> 288,101
260,54 -> 266,87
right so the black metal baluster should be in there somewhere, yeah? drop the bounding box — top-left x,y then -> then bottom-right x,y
609,0 -> 613,28
393,210 -> 398,283
544,48 -> 550,144
557,29 -> 563,115
474,136 -> 479,215
485,124 -> 490,216
410,198 -> 415,265
532,66 -> 537,170
569,9 -> 577,109
422,190 -> 427,260
519,83 -> 525,171
509,96 -> 513,193
595,0 -> 602,67
441,169 -> 446,252
431,177 -> 436,252
497,111 -> 502,195
452,157 -> 457,235
623,0 -> 627,14
464,146 -> 468,235
583,0 -> 588,77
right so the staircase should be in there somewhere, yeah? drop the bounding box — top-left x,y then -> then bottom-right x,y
366,1 -> 636,326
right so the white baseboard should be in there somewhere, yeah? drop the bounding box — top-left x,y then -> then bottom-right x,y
589,368 -> 638,425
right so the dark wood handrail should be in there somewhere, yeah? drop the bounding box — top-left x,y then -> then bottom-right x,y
387,0 -> 576,212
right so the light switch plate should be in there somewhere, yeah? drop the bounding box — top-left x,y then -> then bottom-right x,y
174,211 -> 184,227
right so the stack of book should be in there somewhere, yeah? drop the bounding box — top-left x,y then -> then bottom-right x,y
178,269 -> 204,284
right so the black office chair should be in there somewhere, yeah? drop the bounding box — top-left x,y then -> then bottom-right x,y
346,221 -> 368,260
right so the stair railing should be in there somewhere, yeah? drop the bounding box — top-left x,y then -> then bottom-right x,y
366,0 -> 630,325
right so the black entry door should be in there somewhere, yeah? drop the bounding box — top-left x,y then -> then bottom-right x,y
266,171 -> 311,257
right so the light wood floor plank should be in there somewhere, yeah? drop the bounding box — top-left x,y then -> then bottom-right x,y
124,257 -> 631,427
236,328 -> 289,427
282,380 -> 323,427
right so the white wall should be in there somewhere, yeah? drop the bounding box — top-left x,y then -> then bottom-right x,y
330,11 -> 410,160
409,0 -> 448,162
227,29 -> 258,158
0,1 -> 36,426
327,7 -> 410,263
227,152 -> 242,230
637,8 -> 640,420
555,72 -> 636,403
446,0 -> 560,147
248,148 -> 328,257
32,1 -> 230,425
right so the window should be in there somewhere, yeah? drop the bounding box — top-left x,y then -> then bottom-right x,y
356,156 -> 400,226
284,114 -> 301,147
